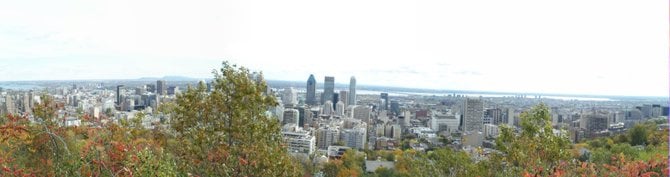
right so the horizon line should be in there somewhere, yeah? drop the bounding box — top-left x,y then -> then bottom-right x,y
0,78 -> 667,99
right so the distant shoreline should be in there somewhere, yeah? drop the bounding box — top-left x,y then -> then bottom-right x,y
0,79 -> 667,101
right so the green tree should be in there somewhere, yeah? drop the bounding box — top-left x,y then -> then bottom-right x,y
169,61 -> 302,176
628,123 -> 649,146
495,103 -> 571,174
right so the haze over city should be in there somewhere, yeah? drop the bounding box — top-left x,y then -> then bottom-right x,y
0,0 -> 667,97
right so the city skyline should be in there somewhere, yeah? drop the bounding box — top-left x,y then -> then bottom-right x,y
0,0 -> 667,97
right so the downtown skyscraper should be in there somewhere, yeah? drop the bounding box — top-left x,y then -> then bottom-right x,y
321,76 -> 335,105
306,74 -> 317,105
349,76 -> 356,105
157,80 -> 167,95
462,98 -> 484,132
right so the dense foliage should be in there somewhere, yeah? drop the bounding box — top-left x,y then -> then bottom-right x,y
0,62 -> 302,176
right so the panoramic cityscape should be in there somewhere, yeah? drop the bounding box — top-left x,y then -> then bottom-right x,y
0,68 -> 665,176
1,0 -> 667,176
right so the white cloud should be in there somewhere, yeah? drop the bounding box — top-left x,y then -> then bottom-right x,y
0,0 -> 666,96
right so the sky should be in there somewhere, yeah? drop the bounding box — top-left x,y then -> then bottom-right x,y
0,0 -> 667,97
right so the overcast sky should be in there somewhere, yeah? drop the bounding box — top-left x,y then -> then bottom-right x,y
0,0 -> 667,96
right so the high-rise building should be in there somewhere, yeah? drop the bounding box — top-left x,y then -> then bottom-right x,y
116,85 -> 124,106
282,130 -> 316,154
580,110 -> 608,135
28,90 -> 34,110
282,87 -> 298,106
384,124 -> 402,140
506,108 -> 515,126
486,108 -> 503,125
651,104 -> 662,118
306,75 -> 317,105
4,95 -> 16,115
380,93 -> 389,110
640,104 -> 652,118
322,76 -> 335,105
297,107 -> 306,127
122,98 -> 135,112
21,92 -> 30,114
303,107 -> 314,128
146,84 -> 156,93
322,101 -> 333,115
390,100 -> 400,116
156,80 -> 167,95
340,127 -> 367,150
339,91 -> 348,107
462,98 -> 484,132
332,93 -> 339,110
283,109 -> 299,126
349,76 -> 356,105
316,126 -> 339,149
336,101 -> 345,116
351,105 -> 371,123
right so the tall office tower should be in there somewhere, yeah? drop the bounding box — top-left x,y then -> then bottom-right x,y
304,107 -> 314,128
322,101 -> 333,115
641,104 -> 652,118
349,76 -> 356,105
336,101 -> 345,116
157,80 -> 167,95
28,90 -> 34,109
380,93 -> 389,110
462,98 -> 484,132
146,84 -> 156,93
390,100 -> 400,116
306,74 -> 317,105
486,108 -> 503,125
339,91 -> 348,107
116,85 -> 124,105
297,107 -> 306,127
580,110 -> 608,135
332,93 -> 339,110
506,108 -> 515,126
283,109 -> 300,126
282,87 -> 298,106
321,76 -> 335,105
4,95 -> 16,115
21,93 -> 30,114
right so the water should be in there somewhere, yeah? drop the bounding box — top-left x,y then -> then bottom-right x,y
0,84 -> 42,91
356,90 -> 613,101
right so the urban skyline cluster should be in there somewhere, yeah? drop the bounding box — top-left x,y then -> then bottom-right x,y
264,74 -> 668,159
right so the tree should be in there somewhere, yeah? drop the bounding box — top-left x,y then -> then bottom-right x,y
628,123 -> 649,146
169,61 -> 302,176
495,103 -> 571,174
